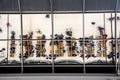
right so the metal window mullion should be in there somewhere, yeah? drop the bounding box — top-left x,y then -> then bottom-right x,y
103,13 -> 107,63
118,16 -> 120,75
50,0 -> 55,73
18,0 -> 24,73
115,0 -> 119,76
7,14 -> 9,64
83,0 -> 86,74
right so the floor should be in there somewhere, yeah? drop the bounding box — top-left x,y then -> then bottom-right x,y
0,74 -> 119,80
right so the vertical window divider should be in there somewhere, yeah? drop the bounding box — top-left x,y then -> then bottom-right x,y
115,0 -> 119,76
50,0 -> 55,73
118,7 -> 120,75
83,0 -> 86,74
7,14 -> 9,65
103,13 -> 108,63
18,0 -> 24,73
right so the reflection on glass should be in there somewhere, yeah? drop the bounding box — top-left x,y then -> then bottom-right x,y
23,14 -> 52,39
117,13 -> 120,38
54,14 -> 83,39
85,13 -> 116,39
8,40 -> 21,64
9,14 -> 21,39
84,39 -> 107,64
83,39 -> 119,64
36,35 -> 46,57
108,39 -> 120,64
0,15 -> 7,39
23,40 -> 51,64
53,40 -> 83,64
51,34 -> 65,57
5,38 -> 119,65
10,31 -> 16,57
0,13 -> 119,66
0,41 -> 7,64
117,13 -> 120,71
79,36 -> 95,58
0,14 -> 21,39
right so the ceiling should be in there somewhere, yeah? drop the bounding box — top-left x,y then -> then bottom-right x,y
0,0 -> 119,14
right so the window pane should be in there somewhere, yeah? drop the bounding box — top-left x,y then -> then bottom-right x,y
84,39 -> 115,64
53,39 -> 83,73
9,14 -> 21,39
0,15 -> 7,39
23,40 -> 52,64
85,13 -> 115,39
54,14 -> 83,39
23,14 -> 52,39
54,40 -> 83,64
8,40 -> 21,64
0,41 -> 7,65
117,13 -> 120,74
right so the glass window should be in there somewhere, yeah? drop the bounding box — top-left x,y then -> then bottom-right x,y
0,41 -> 7,65
0,12 -> 118,73
9,14 -> 21,39
23,14 -> 52,39
8,40 -> 21,64
84,13 -> 116,65
23,40 -> 52,65
0,15 -> 7,39
54,14 -> 83,39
